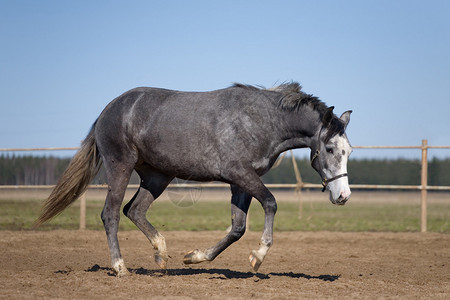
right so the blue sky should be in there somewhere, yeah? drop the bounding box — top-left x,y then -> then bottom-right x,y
1,0 -> 449,159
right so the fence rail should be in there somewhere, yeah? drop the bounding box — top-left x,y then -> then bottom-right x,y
1,139 -> 449,232
1,183 -> 450,191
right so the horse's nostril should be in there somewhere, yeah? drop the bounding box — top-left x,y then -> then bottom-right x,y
337,196 -> 348,205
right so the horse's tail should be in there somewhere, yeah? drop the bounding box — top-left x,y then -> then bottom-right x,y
34,121 -> 102,227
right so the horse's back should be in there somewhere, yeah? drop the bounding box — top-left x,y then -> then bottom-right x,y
93,86 -> 278,180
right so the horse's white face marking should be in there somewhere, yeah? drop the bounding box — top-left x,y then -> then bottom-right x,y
322,133 -> 352,205
311,110 -> 352,205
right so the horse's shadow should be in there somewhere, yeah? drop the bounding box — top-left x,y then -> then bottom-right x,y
84,264 -> 339,282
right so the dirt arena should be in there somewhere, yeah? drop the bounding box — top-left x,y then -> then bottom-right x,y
1,229 -> 449,299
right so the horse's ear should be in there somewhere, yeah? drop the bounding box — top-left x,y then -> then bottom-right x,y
322,106 -> 334,126
340,110 -> 352,129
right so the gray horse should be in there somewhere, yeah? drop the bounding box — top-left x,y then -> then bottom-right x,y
36,82 -> 352,276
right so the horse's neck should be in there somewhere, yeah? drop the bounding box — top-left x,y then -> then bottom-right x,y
278,107 -> 321,150
268,130 -> 315,163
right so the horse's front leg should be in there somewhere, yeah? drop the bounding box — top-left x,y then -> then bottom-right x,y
183,184 -> 252,264
231,172 -> 277,272
248,191 -> 277,272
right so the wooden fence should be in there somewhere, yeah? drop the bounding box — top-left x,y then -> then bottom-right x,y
1,139 -> 449,232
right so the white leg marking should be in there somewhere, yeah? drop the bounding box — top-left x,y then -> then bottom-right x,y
112,258 -> 129,277
249,243 -> 271,272
254,243 -> 270,261
151,234 -> 168,269
183,249 -> 209,264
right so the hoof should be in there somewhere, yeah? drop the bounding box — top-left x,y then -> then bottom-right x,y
183,249 -> 207,264
155,254 -> 168,269
183,249 -> 198,264
115,267 -> 131,278
113,258 -> 130,277
249,251 -> 263,272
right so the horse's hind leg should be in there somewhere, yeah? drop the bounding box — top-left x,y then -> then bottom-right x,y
123,167 -> 173,269
101,160 -> 135,277
184,184 -> 251,264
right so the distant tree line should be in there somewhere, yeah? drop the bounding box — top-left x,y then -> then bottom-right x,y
0,154 -> 449,186
0,156 -> 70,185
262,156 -> 450,186
0,155 -> 107,185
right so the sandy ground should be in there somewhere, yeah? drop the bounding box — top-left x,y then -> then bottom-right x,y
1,230 -> 449,299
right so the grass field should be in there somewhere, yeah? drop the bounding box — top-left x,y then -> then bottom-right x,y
0,189 -> 449,232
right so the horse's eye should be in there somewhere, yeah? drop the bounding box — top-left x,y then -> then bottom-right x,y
326,148 -> 334,154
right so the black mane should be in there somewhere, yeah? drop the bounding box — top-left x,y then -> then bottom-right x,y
232,82 -> 325,112
271,82 -> 325,112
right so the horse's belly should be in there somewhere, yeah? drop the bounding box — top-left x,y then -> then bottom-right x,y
139,143 -> 222,181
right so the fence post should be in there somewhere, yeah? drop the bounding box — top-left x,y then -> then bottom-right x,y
290,150 -> 304,219
79,192 -> 86,230
420,139 -> 428,233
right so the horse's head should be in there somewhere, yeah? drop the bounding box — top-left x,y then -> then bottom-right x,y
310,107 -> 352,205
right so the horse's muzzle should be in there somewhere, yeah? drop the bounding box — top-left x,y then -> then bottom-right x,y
330,191 -> 351,206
